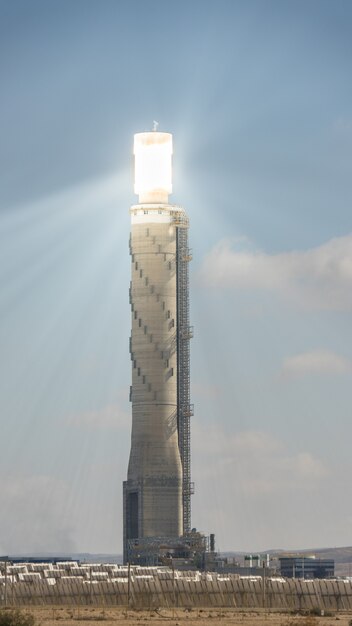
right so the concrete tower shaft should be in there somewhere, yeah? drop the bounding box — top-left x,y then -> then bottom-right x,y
123,132 -> 192,564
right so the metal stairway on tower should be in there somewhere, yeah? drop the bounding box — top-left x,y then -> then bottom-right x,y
175,214 -> 194,535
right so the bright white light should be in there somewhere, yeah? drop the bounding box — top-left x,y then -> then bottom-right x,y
134,132 -> 172,202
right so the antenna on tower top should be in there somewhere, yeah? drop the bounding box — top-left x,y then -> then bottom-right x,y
152,120 -> 159,131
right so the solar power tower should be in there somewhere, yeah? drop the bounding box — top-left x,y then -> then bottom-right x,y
123,130 -> 193,564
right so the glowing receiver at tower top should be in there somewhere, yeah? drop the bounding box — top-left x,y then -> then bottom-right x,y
134,132 -> 173,203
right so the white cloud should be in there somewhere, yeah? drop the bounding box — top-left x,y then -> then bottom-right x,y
69,404 -> 130,430
281,350 -> 352,378
0,475 -> 75,555
192,424 -> 328,497
193,382 -> 222,398
199,234 -> 352,311
333,116 -> 352,133
191,423 -> 330,550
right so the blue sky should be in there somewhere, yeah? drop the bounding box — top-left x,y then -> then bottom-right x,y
1,0 -> 352,555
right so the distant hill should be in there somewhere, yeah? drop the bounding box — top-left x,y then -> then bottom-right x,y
221,546 -> 352,576
6,553 -> 123,565
7,547 -> 352,576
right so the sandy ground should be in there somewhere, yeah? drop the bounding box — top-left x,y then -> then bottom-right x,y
8,606 -> 352,626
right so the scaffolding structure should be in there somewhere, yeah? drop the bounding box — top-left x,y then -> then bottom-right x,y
126,530 -> 207,566
175,211 -> 194,535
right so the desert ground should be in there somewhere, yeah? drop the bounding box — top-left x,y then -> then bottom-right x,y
10,606 -> 352,626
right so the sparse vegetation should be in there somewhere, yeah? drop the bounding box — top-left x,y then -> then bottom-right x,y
307,607 -> 321,616
281,617 -> 317,626
0,610 -> 35,626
